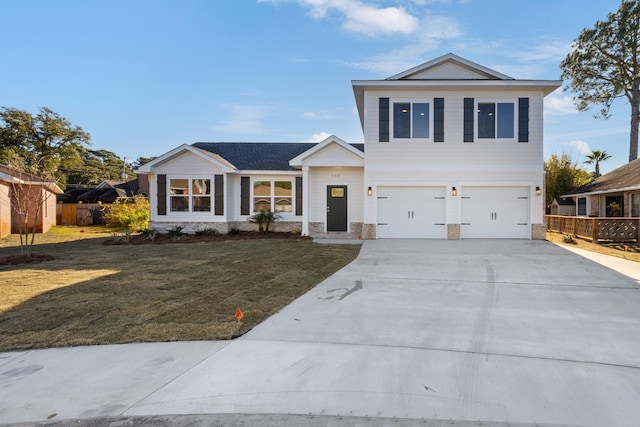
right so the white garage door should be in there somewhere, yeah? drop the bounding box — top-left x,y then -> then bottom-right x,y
461,186 -> 530,239
377,187 -> 446,239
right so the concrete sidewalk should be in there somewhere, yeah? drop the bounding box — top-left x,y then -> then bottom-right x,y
1,240 -> 640,426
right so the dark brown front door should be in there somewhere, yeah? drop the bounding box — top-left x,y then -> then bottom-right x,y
327,185 -> 347,232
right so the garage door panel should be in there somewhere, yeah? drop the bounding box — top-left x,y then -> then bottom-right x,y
461,186 -> 530,239
378,187 -> 446,239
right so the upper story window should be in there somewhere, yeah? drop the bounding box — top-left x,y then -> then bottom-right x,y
478,102 -> 514,139
379,97 -> 444,143
393,102 -> 430,139
170,178 -> 211,212
253,180 -> 293,213
464,97 -> 528,143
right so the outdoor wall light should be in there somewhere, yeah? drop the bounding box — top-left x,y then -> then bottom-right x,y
451,186 -> 457,197
367,186 -> 373,196
535,186 -> 541,196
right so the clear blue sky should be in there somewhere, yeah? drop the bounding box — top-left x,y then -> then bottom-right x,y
0,0 -> 628,173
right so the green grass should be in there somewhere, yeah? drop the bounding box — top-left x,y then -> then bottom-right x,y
0,226 -> 361,351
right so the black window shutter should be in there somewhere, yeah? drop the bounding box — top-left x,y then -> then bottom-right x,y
295,176 -> 303,216
518,97 -> 529,142
214,175 -> 224,216
379,98 -> 389,142
240,176 -> 250,215
157,174 -> 166,215
464,98 -> 474,142
434,98 -> 445,142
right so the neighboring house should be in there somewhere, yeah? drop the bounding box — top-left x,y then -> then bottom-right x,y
550,198 -> 576,216
0,165 -> 62,238
136,53 -> 560,239
563,158 -> 640,217
59,177 -> 149,204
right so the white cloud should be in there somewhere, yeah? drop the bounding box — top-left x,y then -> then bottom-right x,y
347,14 -> 463,75
302,110 -> 338,119
212,104 -> 273,135
566,140 -> 592,156
305,131 -> 332,142
259,0 -> 419,36
544,91 -> 579,117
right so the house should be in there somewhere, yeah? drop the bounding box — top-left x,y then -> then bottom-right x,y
58,177 -> 149,204
0,165 -> 62,238
136,53 -> 561,239
563,158 -> 640,217
550,198 -> 576,216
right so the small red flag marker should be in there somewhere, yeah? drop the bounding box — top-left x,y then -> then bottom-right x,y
235,307 -> 244,321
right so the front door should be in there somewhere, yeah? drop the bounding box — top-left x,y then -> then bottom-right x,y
327,185 -> 347,232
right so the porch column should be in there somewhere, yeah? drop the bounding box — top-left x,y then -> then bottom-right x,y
302,165 -> 309,235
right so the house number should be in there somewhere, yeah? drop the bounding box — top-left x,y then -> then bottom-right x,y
331,173 -> 341,178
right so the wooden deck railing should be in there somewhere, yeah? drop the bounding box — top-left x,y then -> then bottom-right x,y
546,215 -> 639,243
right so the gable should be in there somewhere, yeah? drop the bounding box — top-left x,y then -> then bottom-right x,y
297,141 -> 364,167
154,150 -> 228,175
387,53 -> 513,81
400,61 -> 503,80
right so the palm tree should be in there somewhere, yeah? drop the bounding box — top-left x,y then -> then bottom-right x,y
584,150 -> 611,178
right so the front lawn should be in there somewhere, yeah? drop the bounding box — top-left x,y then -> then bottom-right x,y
0,226 -> 361,352
546,231 -> 640,262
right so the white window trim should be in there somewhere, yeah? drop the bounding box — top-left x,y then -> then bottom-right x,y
167,175 -> 215,215
576,196 -> 588,217
251,178 -> 295,216
475,98 -> 518,142
389,97 -> 433,143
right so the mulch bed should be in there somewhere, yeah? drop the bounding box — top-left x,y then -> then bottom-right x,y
104,230 -> 312,245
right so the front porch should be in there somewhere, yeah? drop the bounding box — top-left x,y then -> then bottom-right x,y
546,215 -> 639,243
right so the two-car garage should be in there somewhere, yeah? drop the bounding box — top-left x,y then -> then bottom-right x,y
376,186 -> 531,239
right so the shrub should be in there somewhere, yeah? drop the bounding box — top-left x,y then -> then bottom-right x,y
195,227 -> 219,236
168,225 -> 186,240
103,195 -> 150,233
562,233 -> 577,244
229,228 -> 241,235
248,210 -> 282,233
140,228 -> 158,241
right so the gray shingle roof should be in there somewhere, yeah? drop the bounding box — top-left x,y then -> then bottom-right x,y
192,142 -> 364,171
565,158 -> 640,196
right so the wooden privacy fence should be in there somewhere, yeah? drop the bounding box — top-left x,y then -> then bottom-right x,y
57,203 -> 106,226
546,215 -> 639,243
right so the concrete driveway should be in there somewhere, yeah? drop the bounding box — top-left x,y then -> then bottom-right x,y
1,240 -> 640,426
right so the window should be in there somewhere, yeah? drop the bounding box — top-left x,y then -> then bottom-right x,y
253,180 -> 293,213
392,101 -> 430,140
478,102 -> 514,139
632,193 -> 640,217
169,178 -> 211,212
577,197 -> 587,216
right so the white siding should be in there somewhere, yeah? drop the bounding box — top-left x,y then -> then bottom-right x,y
308,167 -> 364,228
362,89 -> 545,230
301,142 -> 363,167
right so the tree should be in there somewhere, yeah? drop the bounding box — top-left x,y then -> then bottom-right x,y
0,107 -> 90,184
0,107 -> 90,257
584,149 -> 612,178
544,153 -> 593,210
560,0 -> 640,162
66,148 -> 135,185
